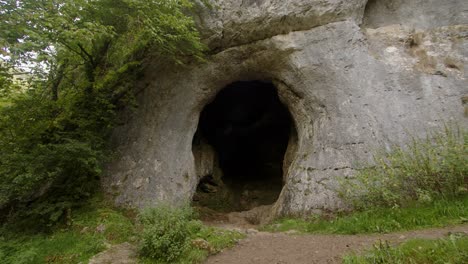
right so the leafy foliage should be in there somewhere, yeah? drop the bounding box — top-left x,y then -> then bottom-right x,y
138,206 -> 245,264
0,0 -> 206,227
339,126 -> 467,209
138,206 -> 201,262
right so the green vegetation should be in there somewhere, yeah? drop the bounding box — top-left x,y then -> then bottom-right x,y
263,127 -> 467,234
262,196 -> 467,234
343,234 -> 468,264
0,196 -> 136,264
340,127 -> 467,209
0,198 -> 244,264
0,2 -> 246,263
1,0 -> 466,262
0,99 -> 10,108
0,0 -> 206,227
0,0 -> 240,263
139,206 -> 245,264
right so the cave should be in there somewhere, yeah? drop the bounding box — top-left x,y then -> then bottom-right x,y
192,81 -> 294,212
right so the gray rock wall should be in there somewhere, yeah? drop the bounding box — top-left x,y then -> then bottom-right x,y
363,0 -> 468,29
195,0 -> 368,50
103,0 -> 467,216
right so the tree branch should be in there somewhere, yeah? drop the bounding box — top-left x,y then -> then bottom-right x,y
77,43 -> 95,66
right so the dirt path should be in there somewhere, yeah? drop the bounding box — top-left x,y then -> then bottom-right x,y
204,224 -> 468,264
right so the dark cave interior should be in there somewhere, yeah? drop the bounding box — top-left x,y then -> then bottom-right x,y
193,81 -> 294,212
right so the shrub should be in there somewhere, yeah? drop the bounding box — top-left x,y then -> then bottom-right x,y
339,126 -> 467,209
138,206 -> 202,263
0,91 -> 110,228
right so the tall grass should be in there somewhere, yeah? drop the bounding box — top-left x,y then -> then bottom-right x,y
263,126 -> 467,235
262,196 -> 467,234
339,126 -> 467,209
343,234 -> 468,264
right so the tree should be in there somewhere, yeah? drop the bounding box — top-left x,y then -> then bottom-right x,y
0,0 -> 206,228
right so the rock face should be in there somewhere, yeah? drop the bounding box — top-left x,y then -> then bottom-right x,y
103,0 -> 468,217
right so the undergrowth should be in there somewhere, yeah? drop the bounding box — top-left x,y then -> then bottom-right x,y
343,234 -> 468,264
0,195 -> 136,264
339,126 -> 467,209
262,196 -> 468,234
0,197 -> 244,264
263,127 -> 467,234
138,206 -> 245,264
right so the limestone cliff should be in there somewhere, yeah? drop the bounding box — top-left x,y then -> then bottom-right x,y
103,0 -> 467,217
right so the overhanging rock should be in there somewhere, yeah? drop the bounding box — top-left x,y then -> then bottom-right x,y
103,0 -> 467,218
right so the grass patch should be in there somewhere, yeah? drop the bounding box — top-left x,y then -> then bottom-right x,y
0,230 -> 107,263
339,126 -> 467,209
0,198 -> 245,264
343,234 -> 468,263
0,196 -> 245,264
0,195 -> 136,264
262,196 -> 468,234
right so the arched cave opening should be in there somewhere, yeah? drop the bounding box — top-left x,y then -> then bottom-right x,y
192,81 -> 294,213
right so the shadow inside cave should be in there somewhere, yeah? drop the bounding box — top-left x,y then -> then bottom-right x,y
192,81 -> 294,213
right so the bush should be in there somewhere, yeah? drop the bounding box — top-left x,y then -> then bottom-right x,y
138,206 -> 245,263
0,90 -> 111,228
339,126 -> 467,209
138,206 -> 202,263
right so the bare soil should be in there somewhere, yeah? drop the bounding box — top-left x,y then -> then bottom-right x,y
88,221 -> 468,264
204,224 -> 468,264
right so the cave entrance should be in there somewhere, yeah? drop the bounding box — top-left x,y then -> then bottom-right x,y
192,81 -> 294,213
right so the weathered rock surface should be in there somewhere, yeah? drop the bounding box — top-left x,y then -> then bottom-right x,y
104,0 -> 467,217
363,0 -> 468,29
195,0 -> 368,50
